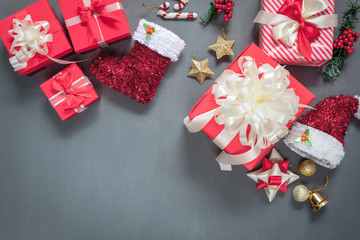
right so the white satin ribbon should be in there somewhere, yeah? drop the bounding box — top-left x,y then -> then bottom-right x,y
184,56 -> 302,171
65,0 -> 123,48
8,15 -> 53,71
253,0 -> 338,47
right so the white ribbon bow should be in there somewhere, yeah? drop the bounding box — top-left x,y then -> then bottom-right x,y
254,0 -> 338,47
184,56 -> 301,170
8,15 -> 53,71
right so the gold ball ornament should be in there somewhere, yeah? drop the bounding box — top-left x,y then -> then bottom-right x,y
293,185 -> 310,202
299,160 -> 317,176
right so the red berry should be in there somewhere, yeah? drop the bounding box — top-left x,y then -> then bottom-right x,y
355,38 -> 358,42
215,4 -> 219,8
339,44 -> 344,48
339,35 -> 343,39
356,33 -> 360,38
224,18 -> 229,22
347,34 -> 353,39
217,9 -> 222,13
344,38 -> 349,43
348,30 -> 353,34
227,2 -> 232,7
345,46 -> 350,50
351,46 -> 355,50
348,42 -> 353,46
347,50 -> 352,55
344,30 -> 349,35
350,37 -> 354,42
228,14 -> 232,19
339,39 -> 343,43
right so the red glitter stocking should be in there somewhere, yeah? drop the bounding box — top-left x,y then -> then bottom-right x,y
90,19 -> 185,104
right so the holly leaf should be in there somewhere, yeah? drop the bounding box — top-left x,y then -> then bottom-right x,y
294,137 -> 302,142
146,33 -> 151,39
304,129 -> 310,136
143,23 -> 149,29
305,140 -> 312,146
152,27 -> 156,32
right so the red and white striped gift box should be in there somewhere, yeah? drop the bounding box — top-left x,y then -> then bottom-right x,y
258,0 -> 335,67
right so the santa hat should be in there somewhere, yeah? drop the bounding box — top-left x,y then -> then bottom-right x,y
284,95 -> 360,169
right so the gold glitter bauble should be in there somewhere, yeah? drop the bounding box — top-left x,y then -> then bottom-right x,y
293,185 -> 310,202
299,160 -> 317,176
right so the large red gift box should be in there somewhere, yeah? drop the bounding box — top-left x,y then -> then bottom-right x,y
0,0 -> 73,75
58,0 -> 131,53
186,43 -> 315,170
40,63 -> 99,121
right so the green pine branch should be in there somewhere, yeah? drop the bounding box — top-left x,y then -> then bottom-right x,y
201,2 -> 217,24
322,1 -> 360,80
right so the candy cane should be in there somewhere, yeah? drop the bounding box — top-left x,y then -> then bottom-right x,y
174,0 -> 189,10
157,2 -> 197,19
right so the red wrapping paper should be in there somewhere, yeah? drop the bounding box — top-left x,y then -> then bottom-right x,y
57,0 -> 131,53
40,64 -> 99,121
0,0 -> 73,75
187,43 -> 315,170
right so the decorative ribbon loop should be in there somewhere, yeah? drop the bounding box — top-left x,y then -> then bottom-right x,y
8,15 -> 53,71
49,68 -> 93,111
254,0 -> 338,59
184,56 -> 302,169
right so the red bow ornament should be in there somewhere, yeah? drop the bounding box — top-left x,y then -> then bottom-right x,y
50,71 -> 94,112
247,149 -> 299,202
254,0 -> 338,59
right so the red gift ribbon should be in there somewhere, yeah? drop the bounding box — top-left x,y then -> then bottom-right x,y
49,67 -> 93,111
77,0 -> 121,46
277,0 -> 320,59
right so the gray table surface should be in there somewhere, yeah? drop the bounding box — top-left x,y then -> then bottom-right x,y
1,0 -> 360,239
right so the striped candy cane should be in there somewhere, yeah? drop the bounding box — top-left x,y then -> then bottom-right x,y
157,2 -> 197,19
174,0 -> 189,10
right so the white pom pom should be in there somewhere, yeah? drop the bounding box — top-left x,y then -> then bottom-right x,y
355,96 -> 360,120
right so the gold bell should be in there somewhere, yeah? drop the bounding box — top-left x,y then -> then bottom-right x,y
309,191 -> 329,212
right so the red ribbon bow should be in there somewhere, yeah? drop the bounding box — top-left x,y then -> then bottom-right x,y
51,71 -> 93,111
278,0 -> 320,59
78,0 -> 120,44
256,158 -> 290,192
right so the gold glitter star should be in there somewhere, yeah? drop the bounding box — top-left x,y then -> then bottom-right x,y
209,36 -> 235,59
187,57 -> 214,84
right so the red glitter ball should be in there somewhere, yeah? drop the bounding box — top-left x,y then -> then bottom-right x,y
90,41 -> 171,104
299,95 -> 359,146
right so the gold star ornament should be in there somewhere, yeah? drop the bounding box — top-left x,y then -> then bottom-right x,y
209,29 -> 234,59
187,56 -> 214,84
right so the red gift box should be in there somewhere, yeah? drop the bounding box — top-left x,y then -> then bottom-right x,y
58,0 -> 131,53
256,0 -> 336,67
185,43 -> 315,170
40,63 -> 99,121
0,0 -> 73,75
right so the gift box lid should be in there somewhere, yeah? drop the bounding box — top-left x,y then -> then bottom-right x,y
0,0 -> 73,75
57,0 -> 131,53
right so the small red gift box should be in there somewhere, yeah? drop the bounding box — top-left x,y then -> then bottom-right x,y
184,43 -> 315,171
40,63 -> 99,121
0,0 -> 73,75
58,0 -> 131,53
255,0 -> 337,67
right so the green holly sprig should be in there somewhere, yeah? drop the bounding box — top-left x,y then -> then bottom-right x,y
294,129 -> 312,146
143,23 -> 156,39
